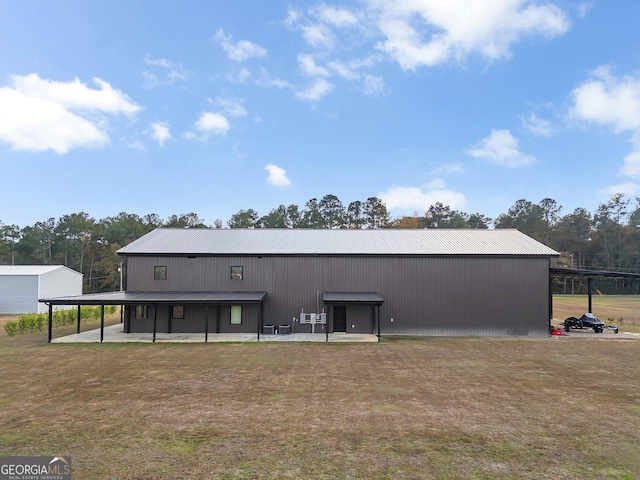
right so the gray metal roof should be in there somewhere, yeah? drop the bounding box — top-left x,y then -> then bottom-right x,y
40,291 -> 267,305
117,228 -> 559,257
323,292 -> 384,304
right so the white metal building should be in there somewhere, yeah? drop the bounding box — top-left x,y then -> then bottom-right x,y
0,266 -> 83,314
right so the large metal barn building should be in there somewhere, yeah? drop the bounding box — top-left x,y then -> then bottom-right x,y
77,228 -> 559,338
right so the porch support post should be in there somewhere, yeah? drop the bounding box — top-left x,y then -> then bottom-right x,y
205,305 -> 209,343
548,263 -> 553,333
216,305 -> 221,333
100,304 -> 105,343
77,305 -> 81,334
376,305 -> 381,341
588,278 -> 593,313
125,306 -> 131,334
152,305 -> 157,343
47,303 -> 53,343
258,301 -> 263,341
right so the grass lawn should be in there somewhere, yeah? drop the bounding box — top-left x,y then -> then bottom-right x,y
1,300 -> 639,479
553,295 -> 640,332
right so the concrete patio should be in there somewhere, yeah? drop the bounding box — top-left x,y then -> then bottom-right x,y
51,323 -> 379,343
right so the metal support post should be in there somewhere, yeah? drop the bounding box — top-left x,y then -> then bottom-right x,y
100,305 -> 105,343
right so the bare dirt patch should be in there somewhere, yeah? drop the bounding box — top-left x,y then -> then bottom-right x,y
1,322 -> 640,479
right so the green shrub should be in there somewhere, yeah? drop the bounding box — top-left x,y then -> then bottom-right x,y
7,305 -> 118,337
4,321 -> 19,337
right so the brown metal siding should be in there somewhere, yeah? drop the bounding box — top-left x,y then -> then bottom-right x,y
125,255 -> 550,336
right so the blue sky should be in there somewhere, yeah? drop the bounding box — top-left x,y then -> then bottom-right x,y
1,1 -> 640,228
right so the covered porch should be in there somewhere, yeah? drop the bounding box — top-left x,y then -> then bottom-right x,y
39,291 -> 267,343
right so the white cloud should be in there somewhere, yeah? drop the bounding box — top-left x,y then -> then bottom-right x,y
569,66 -> 640,179
129,140 -> 146,152
578,2 -> 593,18
288,5 -> 359,49
362,74 -> 387,96
150,122 -> 171,147
265,164 -> 291,187
285,7 -> 302,28
466,129 -> 536,167
369,0 -> 569,70
142,54 -> 189,88
256,68 -> 292,89
298,54 -> 331,77
295,78 -> 334,102
188,112 -> 230,138
225,68 -> 252,84
315,4 -> 359,28
521,112 -> 555,137
302,24 -> 335,49
215,96 -> 247,118
282,0 -> 570,104
569,66 -> 640,133
379,179 -> 467,212
214,29 -> 267,62
11,73 -> 139,114
0,73 -> 139,154
621,150 -> 640,178
598,182 -> 640,199
328,61 -> 359,80
433,162 -> 465,175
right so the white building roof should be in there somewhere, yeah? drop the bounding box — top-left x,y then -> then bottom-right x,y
0,265 -> 63,276
0,265 -> 82,276
117,228 -> 559,257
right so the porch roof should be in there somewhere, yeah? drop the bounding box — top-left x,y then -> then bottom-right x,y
39,291 -> 267,306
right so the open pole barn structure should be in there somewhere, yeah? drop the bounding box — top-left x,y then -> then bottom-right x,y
40,229 -> 560,342
0,265 -> 82,314
550,267 -> 640,313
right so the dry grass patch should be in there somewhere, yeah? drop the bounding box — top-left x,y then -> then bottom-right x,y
1,305 -> 639,479
553,295 -> 640,332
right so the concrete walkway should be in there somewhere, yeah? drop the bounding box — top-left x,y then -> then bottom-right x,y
51,324 -> 379,343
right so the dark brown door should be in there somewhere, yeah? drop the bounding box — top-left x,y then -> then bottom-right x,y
334,306 -> 346,332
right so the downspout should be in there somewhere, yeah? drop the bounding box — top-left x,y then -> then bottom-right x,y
258,301 -> 264,342
205,305 -> 209,343
152,304 -> 157,343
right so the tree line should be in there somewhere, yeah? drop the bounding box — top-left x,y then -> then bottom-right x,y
2,193 -> 640,293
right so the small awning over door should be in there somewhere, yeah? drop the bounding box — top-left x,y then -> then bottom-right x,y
322,292 -> 384,305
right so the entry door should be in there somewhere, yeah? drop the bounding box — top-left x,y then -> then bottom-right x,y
334,306 -> 346,332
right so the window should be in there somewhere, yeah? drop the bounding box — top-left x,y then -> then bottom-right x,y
230,305 -> 242,325
230,266 -> 243,280
154,266 -> 167,280
172,306 -> 184,319
135,305 -> 148,319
